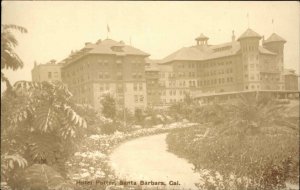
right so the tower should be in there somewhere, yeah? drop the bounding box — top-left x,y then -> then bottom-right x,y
195,33 -> 209,46
263,33 -> 286,72
263,33 -> 286,90
237,28 -> 262,91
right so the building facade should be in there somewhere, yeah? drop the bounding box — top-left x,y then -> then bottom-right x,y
284,69 -> 299,91
31,60 -> 62,82
60,39 -> 149,112
145,59 -> 161,107
156,28 -> 290,105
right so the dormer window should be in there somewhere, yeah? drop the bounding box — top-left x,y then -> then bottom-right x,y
111,45 -> 124,52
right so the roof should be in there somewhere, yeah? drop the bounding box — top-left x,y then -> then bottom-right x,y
160,29 -> 278,64
61,39 -> 150,67
88,39 -> 149,56
160,41 -> 276,64
258,46 -> 276,55
264,33 -> 286,44
237,28 -> 262,41
195,33 -> 209,41
160,46 -> 209,63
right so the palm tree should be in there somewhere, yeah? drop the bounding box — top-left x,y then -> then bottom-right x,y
1,24 -> 27,90
218,93 -> 296,137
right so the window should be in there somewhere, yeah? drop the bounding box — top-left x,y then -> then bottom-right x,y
117,72 -> 122,80
134,95 -> 138,103
138,73 -> 143,79
139,95 -> 144,102
99,72 -> 103,79
104,72 -> 109,79
104,60 -> 108,66
133,83 -> 137,91
139,83 -> 143,91
48,72 -> 52,79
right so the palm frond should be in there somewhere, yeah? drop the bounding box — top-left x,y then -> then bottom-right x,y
21,164 -> 73,190
2,24 -> 28,33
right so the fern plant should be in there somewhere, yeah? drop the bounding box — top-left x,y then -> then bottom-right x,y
1,80 -> 87,189
16,164 -> 74,190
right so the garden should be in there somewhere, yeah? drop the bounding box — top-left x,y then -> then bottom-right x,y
166,94 -> 299,190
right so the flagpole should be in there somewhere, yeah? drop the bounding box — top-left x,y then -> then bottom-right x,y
107,24 -> 110,39
130,36 -> 132,46
247,13 -> 249,28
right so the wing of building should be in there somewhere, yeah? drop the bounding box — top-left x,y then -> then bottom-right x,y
31,60 -> 62,82
155,28 -> 292,105
59,39 -> 150,111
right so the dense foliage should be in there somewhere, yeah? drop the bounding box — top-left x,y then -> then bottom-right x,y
1,24 -> 27,89
100,94 -> 117,119
1,81 -> 87,189
166,95 -> 299,189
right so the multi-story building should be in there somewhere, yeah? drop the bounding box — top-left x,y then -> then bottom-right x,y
31,60 -> 62,82
145,59 -> 161,107
284,69 -> 299,91
157,28 -> 289,105
60,39 -> 149,112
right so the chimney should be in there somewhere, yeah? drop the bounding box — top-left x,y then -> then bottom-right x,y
232,30 -> 236,42
96,39 -> 102,44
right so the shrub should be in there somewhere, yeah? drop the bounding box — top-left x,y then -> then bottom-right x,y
166,95 -> 299,189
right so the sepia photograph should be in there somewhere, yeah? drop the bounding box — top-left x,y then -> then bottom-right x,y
1,1 -> 299,190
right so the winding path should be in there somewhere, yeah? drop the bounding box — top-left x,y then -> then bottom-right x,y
110,133 -> 200,189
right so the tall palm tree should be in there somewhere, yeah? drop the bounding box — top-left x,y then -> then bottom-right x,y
1,24 -> 27,90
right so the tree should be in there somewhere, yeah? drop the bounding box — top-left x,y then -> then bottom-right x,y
134,108 -> 144,124
100,94 -> 116,119
1,24 -> 27,90
218,94 -> 294,137
1,81 -> 87,189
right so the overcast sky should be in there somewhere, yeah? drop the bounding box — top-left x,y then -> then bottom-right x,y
2,1 -> 299,87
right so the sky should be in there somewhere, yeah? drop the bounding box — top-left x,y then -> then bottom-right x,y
2,1 -> 300,89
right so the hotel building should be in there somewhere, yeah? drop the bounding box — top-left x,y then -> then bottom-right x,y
155,28 -> 291,105
60,39 -> 149,111
31,60 -> 62,82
